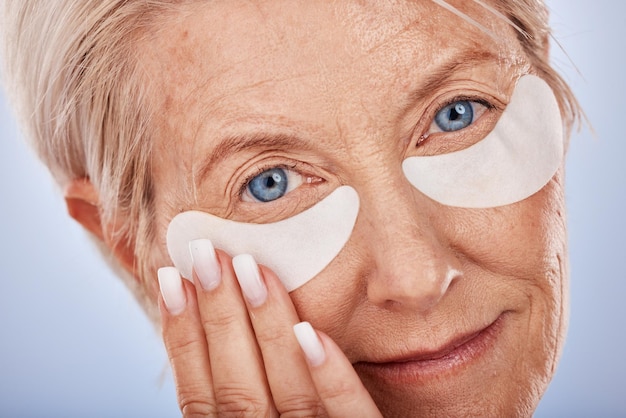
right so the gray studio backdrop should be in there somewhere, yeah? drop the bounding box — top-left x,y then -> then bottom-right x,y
1,0 -> 624,416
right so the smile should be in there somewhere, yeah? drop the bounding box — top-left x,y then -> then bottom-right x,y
353,313 -> 508,384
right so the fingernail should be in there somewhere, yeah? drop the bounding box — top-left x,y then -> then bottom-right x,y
232,254 -> 267,308
189,239 -> 221,290
158,267 -> 187,315
293,322 -> 326,367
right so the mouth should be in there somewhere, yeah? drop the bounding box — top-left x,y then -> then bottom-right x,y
353,313 -> 507,384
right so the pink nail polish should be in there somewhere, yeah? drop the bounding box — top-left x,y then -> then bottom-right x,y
232,254 -> 267,308
189,239 -> 221,290
293,322 -> 326,367
157,267 -> 187,315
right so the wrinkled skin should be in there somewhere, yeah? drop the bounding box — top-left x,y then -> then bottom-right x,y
139,1 -> 568,416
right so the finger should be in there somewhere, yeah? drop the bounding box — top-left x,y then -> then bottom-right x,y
158,267 -> 217,417
233,254 -> 325,416
189,240 -> 276,417
293,322 -> 383,418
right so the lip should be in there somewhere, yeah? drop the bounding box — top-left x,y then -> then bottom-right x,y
353,313 -> 507,384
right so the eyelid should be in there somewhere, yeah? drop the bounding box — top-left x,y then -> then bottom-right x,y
238,160 -> 322,203
433,94 -> 497,114
418,94 -> 497,139
405,92 -> 502,157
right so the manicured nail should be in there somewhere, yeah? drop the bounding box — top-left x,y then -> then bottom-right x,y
232,254 -> 267,308
189,239 -> 221,290
293,322 -> 326,367
157,267 -> 187,315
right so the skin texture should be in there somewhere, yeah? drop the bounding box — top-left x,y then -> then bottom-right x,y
123,0 -> 570,416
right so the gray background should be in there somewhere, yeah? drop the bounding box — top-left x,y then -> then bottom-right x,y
0,0 -> 624,416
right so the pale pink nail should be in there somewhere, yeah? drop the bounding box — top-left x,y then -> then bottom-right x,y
157,267 -> 186,315
293,322 -> 326,367
232,254 -> 267,308
189,239 -> 221,290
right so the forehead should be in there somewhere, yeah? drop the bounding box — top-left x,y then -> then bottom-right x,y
142,0 -> 527,195
144,0 -> 524,114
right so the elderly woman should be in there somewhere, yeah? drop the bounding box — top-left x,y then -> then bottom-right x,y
1,0 -> 580,416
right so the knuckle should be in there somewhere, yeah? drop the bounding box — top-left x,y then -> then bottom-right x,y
277,395 -> 327,418
166,338 -> 206,363
201,309 -> 243,334
179,394 -> 218,418
214,384 -> 273,417
255,325 -> 291,348
317,380 -> 360,405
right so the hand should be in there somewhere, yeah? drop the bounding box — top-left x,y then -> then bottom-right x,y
157,239 -> 382,417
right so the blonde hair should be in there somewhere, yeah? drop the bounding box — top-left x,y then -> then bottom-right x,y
0,0 -> 581,321
0,0 -> 174,320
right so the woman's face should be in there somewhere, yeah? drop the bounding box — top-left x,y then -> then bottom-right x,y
144,1 -> 568,416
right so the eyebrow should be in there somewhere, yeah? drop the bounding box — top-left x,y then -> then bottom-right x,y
196,132 -> 311,184
404,49 -> 500,105
195,49 -> 501,184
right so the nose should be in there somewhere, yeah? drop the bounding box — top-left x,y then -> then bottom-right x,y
360,181 -> 462,314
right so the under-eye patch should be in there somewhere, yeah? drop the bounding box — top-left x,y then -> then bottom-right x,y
402,75 -> 563,208
166,186 -> 360,292
166,76 -> 560,290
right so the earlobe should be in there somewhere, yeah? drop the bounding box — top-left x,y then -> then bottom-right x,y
64,178 -> 105,241
64,178 -> 137,277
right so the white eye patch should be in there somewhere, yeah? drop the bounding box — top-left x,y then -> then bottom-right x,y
166,186 -> 360,292
402,75 -> 563,208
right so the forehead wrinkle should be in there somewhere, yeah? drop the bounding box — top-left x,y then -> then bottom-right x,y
196,38 -> 320,90
195,66 -> 328,110
180,2 -> 357,91
335,0 -> 505,66
147,3 -> 324,116
332,6 -> 523,99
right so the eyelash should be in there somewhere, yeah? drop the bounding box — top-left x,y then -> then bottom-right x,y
237,161 -> 317,201
435,95 -> 495,114
412,94 -> 496,147
431,95 -> 495,124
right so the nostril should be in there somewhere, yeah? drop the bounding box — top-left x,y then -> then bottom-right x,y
366,264 -> 463,313
444,268 -> 462,292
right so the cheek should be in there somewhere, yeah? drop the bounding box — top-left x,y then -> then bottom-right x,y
454,169 -> 568,376
288,247 -> 365,348
450,171 -> 567,283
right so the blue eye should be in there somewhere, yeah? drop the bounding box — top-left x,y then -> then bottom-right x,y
434,100 -> 474,132
247,167 -> 289,202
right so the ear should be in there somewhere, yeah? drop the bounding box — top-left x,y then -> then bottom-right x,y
64,178 -> 137,277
